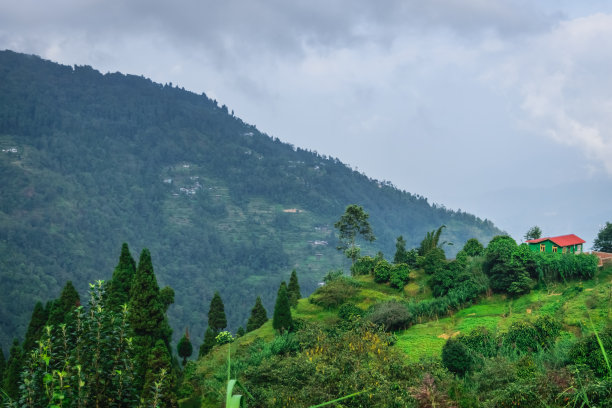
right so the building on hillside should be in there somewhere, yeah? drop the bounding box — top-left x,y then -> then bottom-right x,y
526,234 -> 585,254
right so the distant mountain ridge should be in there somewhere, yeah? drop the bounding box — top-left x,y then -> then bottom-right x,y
0,50 -> 502,349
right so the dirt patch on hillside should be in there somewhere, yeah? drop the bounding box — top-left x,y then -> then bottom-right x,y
438,331 -> 460,340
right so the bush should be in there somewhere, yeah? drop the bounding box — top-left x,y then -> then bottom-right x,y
367,301 -> 413,331
338,302 -> 364,320
421,247 -> 446,275
462,238 -> 485,257
351,256 -> 377,276
457,326 -> 498,360
502,316 -> 561,354
569,327 -> 612,378
374,259 -> 392,283
311,279 -> 358,309
389,263 -> 410,289
442,338 -> 473,376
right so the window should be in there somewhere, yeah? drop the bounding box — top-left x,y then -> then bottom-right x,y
552,246 -> 558,253
540,244 -> 545,252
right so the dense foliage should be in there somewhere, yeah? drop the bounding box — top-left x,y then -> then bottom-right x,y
593,221 -> 612,252
0,50 -> 501,350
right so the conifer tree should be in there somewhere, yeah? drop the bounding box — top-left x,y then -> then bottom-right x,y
23,301 -> 49,353
236,326 -> 245,337
393,235 -> 409,264
143,340 -> 178,408
128,249 -> 172,396
273,282 -> 293,333
199,327 -> 216,357
177,328 -> 193,366
208,291 -> 227,332
0,345 -> 5,386
105,242 -> 136,312
287,270 -> 301,307
3,339 -> 22,400
47,280 -> 80,327
246,296 -> 268,333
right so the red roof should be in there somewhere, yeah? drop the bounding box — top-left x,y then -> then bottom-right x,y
526,234 -> 585,247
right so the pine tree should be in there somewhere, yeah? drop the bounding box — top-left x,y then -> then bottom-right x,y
3,339 -> 22,400
177,328 -> 193,366
199,327 -> 216,357
128,249 -> 171,395
236,327 -> 245,337
273,282 -> 293,333
208,291 -> 227,332
246,296 -> 268,333
0,345 -> 5,386
47,280 -> 80,327
129,249 -> 165,338
393,235 -> 409,264
22,301 -> 49,353
105,242 -> 136,312
287,270 -> 301,307
143,340 -> 178,408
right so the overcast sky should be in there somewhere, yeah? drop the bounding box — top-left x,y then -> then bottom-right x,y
1,0 -> 610,247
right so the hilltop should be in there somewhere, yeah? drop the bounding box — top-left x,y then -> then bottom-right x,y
0,50 -> 501,349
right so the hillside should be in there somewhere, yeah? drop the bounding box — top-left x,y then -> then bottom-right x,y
0,49 -> 501,350
188,258 -> 611,407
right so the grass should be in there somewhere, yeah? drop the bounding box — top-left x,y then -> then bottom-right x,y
395,266 -> 612,362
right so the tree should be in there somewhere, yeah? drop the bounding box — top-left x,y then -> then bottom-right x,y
334,204 -> 375,264
0,344 -> 5,385
418,225 -> 448,256
393,235 -> 409,264
246,296 -> 268,333
442,338 -> 473,376
593,222 -> 612,252
105,242 -> 136,312
47,280 -> 80,327
273,282 -> 293,333
199,327 -> 216,357
177,328 -> 193,366
236,327 -> 245,337
461,238 -> 484,257
524,226 -> 542,241
208,291 -> 227,332
142,340 -> 178,408
22,301 -> 49,353
2,339 -> 22,400
287,269 -> 301,307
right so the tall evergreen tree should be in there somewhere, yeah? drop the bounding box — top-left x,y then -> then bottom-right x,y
199,327 -> 217,357
0,344 -> 5,386
3,339 -> 22,400
246,296 -> 268,333
287,270 -> 301,308
177,328 -> 193,366
143,340 -> 178,408
393,235 -> 409,264
105,242 -> 136,312
208,291 -> 227,332
22,301 -> 49,353
273,282 -> 293,333
128,249 -> 171,396
47,281 -> 80,327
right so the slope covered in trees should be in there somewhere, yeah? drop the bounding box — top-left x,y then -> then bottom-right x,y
0,50 -> 501,349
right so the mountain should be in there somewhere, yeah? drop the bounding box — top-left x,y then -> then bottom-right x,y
0,50 -> 502,349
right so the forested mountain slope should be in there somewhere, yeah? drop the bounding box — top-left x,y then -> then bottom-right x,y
0,50 -> 501,349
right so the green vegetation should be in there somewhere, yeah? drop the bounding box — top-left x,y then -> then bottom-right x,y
334,204 -> 376,264
0,50 -> 501,351
593,221 -> 612,252
246,296 -> 268,333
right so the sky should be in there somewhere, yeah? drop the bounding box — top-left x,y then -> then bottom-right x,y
1,0 -> 611,247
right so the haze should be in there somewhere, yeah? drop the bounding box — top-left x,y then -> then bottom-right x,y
1,0 -> 610,247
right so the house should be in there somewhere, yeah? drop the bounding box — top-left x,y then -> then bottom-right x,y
526,234 -> 585,254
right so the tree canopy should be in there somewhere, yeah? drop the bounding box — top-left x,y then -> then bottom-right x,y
334,204 -> 376,264
524,226 -> 542,241
593,222 -> 612,252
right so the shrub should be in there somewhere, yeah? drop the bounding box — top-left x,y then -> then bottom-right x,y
457,326 -> 498,360
389,263 -> 410,289
421,247 -> 446,275
442,338 -> 473,376
338,302 -> 364,320
374,259 -> 392,283
311,279 -> 358,309
367,301 -> 413,331
215,331 -> 234,345
462,238 -> 484,257
568,327 -> 612,378
350,256 -> 377,276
